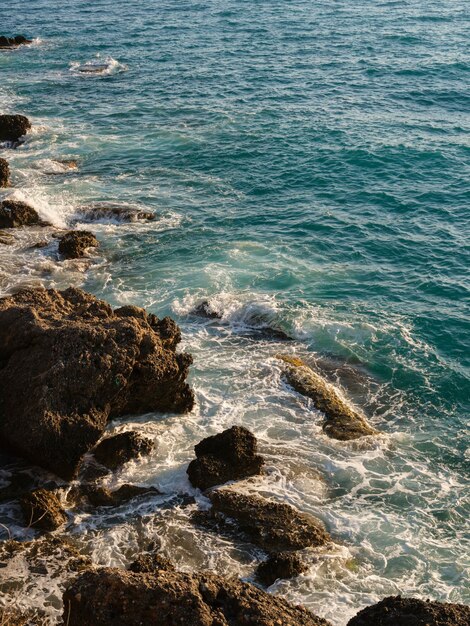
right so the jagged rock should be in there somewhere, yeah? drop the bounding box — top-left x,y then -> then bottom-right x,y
74,203 -> 156,223
92,431 -> 154,470
347,596 -> 470,626
0,35 -> 33,48
70,483 -> 160,507
0,608 -> 49,626
0,287 -> 194,479
0,199 -> 48,228
256,552 -> 308,586
58,230 -> 99,259
187,426 -> 264,491
0,114 -> 31,141
207,489 -> 331,552
0,229 -> 15,245
128,551 -> 175,573
192,300 -> 222,319
62,567 -> 332,626
277,355 -> 377,440
0,157 -> 10,187
19,488 -> 67,531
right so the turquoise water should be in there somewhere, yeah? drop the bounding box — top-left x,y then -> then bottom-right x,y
1,1 -> 469,623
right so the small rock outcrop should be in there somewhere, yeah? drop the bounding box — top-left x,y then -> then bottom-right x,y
187,426 -> 264,491
74,204 -> 155,223
128,552 -> 175,574
277,355 -> 377,440
347,596 -> 470,626
0,287 -> 194,479
256,552 -> 308,586
0,114 -> 31,142
0,199 -> 48,228
19,488 -> 67,531
58,230 -> 99,259
0,35 -> 33,48
62,567 -> 332,626
92,432 -> 155,470
0,229 -> 15,245
207,489 -> 331,552
0,608 -> 49,626
0,157 -> 10,187
69,483 -> 160,508
192,300 -> 222,319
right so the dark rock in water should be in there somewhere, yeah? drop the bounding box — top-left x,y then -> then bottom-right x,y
256,552 -> 308,586
93,431 -> 154,470
0,114 -> 31,141
71,483 -> 160,508
0,287 -> 194,479
191,300 -> 222,319
63,567 -> 332,626
207,489 -> 331,552
0,199 -> 48,228
19,488 -> 67,531
74,203 -> 156,223
128,551 -> 175,574
29,239 -> 49,249
58,230 -> 99,259
347,596 -> 470,626
0,157 -> 10,187
0,35 -> 33,48
277,355 -> 378,440
0,471 -> 35,502
0,229 -> 15,245
187,426 -> 264,491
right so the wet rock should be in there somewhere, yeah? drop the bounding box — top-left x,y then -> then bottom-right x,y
74,203 -> 156,223
207,489 -> 331,552
63,567 -> 332,626
92,431 -> 154,470
53,158 -> 78,169
0,35 -> 33,48
347,596 -> 470,626
0,229 -> 15,245
128,551 -> 175,573
187,426 -> 264,491
0,157 -> 10,187
71,483 -> 160,508
256,552 -> 308,586
0,199 -> 48,228
19,488 -> 67,531
0,287 -> 194,479
58,230 -> 99,259
0,471 -> 35,502
277,355 -> 377,440
29,239 -> 49,249
0,114 -> 31,141
0,608 -> 49,626
192,300 -> 222,319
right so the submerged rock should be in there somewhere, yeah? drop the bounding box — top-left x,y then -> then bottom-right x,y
256,552 -> 308,586
63,567 -> 332,626
207,489 -> 331,552
92,431 -> 155,470
191,300 -> 222,319
277,355 -> 377,440
0,199 -> 48,228
58,230 -> 99,259
0,157 -> 10,187
0,287 -> 194,479
187,426 -> 264,491
128,551 -> 175,573
74,203 -> 156,223
19,488 -> 67,531
0,229 -> 15,245
0,114 -> 31,142
0,35 -> 33,48
347,596 -> 470,626
70,482 -> 160,508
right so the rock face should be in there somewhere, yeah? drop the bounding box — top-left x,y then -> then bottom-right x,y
0,199 -> 47,228
0,157 -> 10,187
207,489 -> 330,552
277,355 -> 377,440
92,432 -> 155,470
256,552 -> 308,587
128,552 -> 175,574
62,567 -> 332,626
0,287 -> 194,479
0,35 -> 33,48
74,203 -> 156,223
187,426 -> 264,491
0,114 -> 31,141
19,488 -> 67,531
58,230 -> 99,259
347,596 -> 470,626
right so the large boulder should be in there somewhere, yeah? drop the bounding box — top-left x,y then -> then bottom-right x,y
0,157 -> 10,187
277,355 -> 377,440
207,489 -> 331,552
187,426 -> 264,491
256,552 -> 308,587
0,199 -> 48,228
19,488 -> 67,531
0,287 -> 194,479
62,567 -> 332,626
347,596 -> 470,626
0,114 -> 31,141
58,230 -> 99,259
92,431 -> 154,470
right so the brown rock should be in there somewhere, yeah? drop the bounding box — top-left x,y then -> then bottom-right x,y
62,567 -> 332,626
58,230 -> 99,259
187,426 -> 264,491
277,355 -> 377,440
0,157 -> 10,187
93,431 -> 154,470
0,114 -> 31,141
128,552 -> 175,573
19,488 -> 67,531
0,608 -> 49,626
207,489 -> 330,552
0,199 -> 48,228
74,203 -> 156,223
0,287 -> 194,479
71,483 -> 161,508
347,596 -> 470,626
0,229 -> 15,245
256,552 -> 308,586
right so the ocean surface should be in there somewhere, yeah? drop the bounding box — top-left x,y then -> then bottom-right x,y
1,0 -> 469,623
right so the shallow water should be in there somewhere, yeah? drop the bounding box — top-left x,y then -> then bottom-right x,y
1,0 -> 469,623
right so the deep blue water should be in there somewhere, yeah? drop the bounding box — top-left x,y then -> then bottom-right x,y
1,1 -> 469,623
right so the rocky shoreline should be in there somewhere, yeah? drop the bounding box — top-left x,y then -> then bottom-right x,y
0,86 -> 468,626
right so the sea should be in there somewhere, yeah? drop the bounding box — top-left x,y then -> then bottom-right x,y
0,1 -> 469,623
